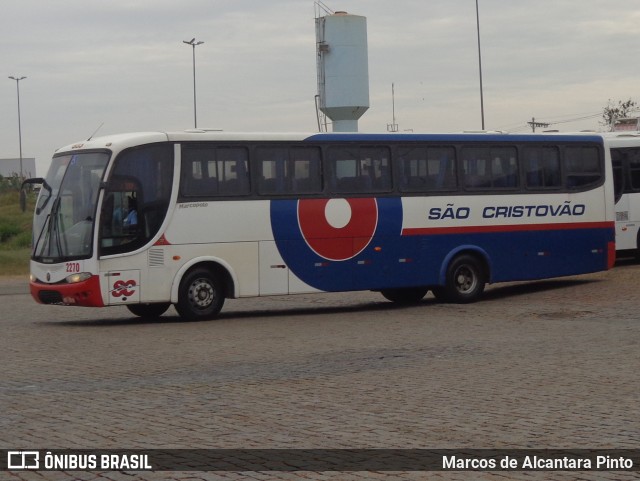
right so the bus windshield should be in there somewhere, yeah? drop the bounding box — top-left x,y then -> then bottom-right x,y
32,151 -> 110,262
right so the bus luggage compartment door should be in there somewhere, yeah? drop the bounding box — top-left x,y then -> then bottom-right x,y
105,270 -> 141,304
259,241 -> 289,295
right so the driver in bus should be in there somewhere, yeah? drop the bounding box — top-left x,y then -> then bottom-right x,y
123,196 -> 138,227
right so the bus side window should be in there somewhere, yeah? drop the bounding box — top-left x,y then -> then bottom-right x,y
462,147 -> 517,190
430,148 -> 456,190
564,146 -> 602,189
523,147 -> 561,190
256,147 -> 288,195
330,147 -> 358,192
611,149 -> 624,203
400,155 -> 429,191
628,149 -> 640,191
181,147 -> 219,196
291,147 -> 322,194
218,147 -> 250,195
256,146 -> 323,196
181,146 -> 250,197
361,147 -> 391,191
462,148 -> 491,189
398,146 -> 456,192
100,189 -> 138,248
329,146 -> 391,193
491,148 -> 518,188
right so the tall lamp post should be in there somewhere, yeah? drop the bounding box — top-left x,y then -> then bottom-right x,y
8,75 -> 26,178
475,0 -> 485,130
183,38 -> 204,128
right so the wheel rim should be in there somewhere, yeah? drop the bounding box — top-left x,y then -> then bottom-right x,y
454,265 -> 477,294
188,278 -> 215,309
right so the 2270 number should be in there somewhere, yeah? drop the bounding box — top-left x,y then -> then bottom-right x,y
65,262 -> 81,273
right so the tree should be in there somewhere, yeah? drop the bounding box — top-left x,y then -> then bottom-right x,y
601,98 -> 638,130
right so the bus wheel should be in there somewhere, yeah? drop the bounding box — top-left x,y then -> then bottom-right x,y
440,254 -> 486,303
380,287 -> 428,304
175,268 -> 225,321
126,303 -> 170,319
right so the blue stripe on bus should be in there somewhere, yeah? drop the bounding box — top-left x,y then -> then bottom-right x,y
270,198 -> 614,293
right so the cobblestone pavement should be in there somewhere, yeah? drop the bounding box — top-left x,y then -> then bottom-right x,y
1,260 -> 639,481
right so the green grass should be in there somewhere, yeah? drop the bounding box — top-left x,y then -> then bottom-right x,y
0,248 -> 31,276
0,190 -> 35,276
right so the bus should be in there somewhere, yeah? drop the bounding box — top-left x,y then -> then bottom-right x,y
26,131 -> 615,321
606,131 -> 640,256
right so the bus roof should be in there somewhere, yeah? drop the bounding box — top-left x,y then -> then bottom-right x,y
54,130 -> 605,155
600,131 -> 640,148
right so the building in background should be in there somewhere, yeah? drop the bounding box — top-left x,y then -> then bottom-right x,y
612,117 -> 640,132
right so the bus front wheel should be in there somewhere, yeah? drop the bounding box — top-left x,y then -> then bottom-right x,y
175,268 -> 225,321
436,254 -> 486,303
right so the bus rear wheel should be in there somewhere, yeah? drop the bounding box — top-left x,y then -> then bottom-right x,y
175,267 -> 225,321
126,303 -> 171,319
437,254 -> 486,303
380,287 -> 429,304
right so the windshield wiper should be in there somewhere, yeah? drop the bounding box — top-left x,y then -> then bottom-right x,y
33,212 -> 51,258
34,196 -> 62,260
50,197 -> 64,258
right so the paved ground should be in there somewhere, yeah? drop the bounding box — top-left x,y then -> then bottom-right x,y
1,260 -> 639,481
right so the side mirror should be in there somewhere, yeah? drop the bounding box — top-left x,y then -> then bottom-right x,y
19,177 -> 45,212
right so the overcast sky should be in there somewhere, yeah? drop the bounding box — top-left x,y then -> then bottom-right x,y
1,0 -> 639,175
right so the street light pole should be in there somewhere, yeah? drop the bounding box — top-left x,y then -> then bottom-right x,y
8,75 -> 26,178
475,0 -> 485,130
183,38 -> 204,128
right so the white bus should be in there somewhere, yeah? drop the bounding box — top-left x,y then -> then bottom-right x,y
606,131 -> 640,256
26,131 -> 615,321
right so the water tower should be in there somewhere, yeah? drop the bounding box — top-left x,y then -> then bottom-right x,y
315,10 -> 369,132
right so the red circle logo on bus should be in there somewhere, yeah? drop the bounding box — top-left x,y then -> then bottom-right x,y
297,198 -> 378,261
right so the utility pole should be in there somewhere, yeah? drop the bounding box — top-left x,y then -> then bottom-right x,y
475,0 -> 485,130
183,38 -> 204,128
8,75 -> 26,178
528,117 -> 550,133
387,83 -> 398,132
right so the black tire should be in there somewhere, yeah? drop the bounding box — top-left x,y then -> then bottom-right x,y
439,254 -> 486,303
126,303 -> 171,319
175,267 -> 225,321
380,287 -> 429,304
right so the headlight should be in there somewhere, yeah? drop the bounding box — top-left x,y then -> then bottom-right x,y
65,272 -> 92,284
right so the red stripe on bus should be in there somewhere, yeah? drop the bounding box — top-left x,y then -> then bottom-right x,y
608,241 -> 616,270
401,221 -> 614,236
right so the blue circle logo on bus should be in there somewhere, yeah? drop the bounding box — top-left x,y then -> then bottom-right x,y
270,197 -> 403,291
